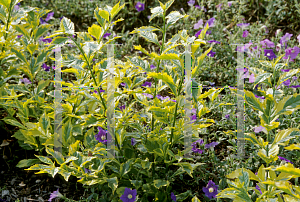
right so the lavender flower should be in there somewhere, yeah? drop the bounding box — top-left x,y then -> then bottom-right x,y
254,126 -> 266,133
40,18 -> 47,25
289,85 -> 300,88
17,35 -> 23,38
120,82 -> 126,87
297,34 -> 300,44
242,30 -> 249,38
120,188 -> 137,202
278,156 -> 293,164
260,39 -> 275,48
120,105 -> 126,111
187,0 -> 195,6
205,142 -> 219,149
202,180 -> 219,199
283,46 -> 300,62
282,79 -> 291,86
84,168 -> 91,173
135,2 -> 145,12
216,3 -> 222,11
236,23 -> 250,28
150,64 -> 156,70
131,138 -> 137,146
20,78 -> 32,84
41,37 -> 52,43
142,93 -> 153,98
207,40 -> 220,44
204,17 -> 215,28
280,33 -> 293,47
228,1 -> 234,7
280,69 -> 290,72
45,12 -> 54,22
225,114 -> 230,119
248,73 -> 255,83
255,95 -> 265,99
194,19 -> 203,30
48,189 -> 65,201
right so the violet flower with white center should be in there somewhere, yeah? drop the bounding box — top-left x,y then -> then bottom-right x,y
242,30 -> 249,38
202,180 -> 219,199
135,2 -> 145,12
191,139 -> 204,154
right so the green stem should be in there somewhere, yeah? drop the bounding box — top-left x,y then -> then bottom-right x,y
1,1 -> 12,53
68,36 -> 107,111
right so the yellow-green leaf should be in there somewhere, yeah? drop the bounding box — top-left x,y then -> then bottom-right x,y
153,179 -> 170,189
98,10 -> 110,22
148,72 -> 177,96
27,44 -> 38,55
192,46 -> 212,77
110,2 -> 125,19
285,143 -> 300,151
0,0 -> 11,10
88,24 -> 102,40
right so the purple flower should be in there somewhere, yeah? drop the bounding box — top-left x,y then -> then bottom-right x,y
278,156 -> 293,164
297,34 -> 300,44
20,78 -> 32,84
202,180 -> 219,199
236,23 -> 250,28
14,4 -> 20,10
281,69 -> 290,72
264,49 -> 277,60
280,33 -> 293,47
207,50 -> 216,57
171,99 -> 176,102
120,105 -> 126,111
120,188 -> 137,202
204,17 -> 215,28
283,46 -> 300,62
205,142 -> 219,149
255,95 -> 265,99
191,108 -> 197,114
150,64 -> 156,70
289,85 -> 300,88
17,35 -> 23,38
225,114 -> 230,119
195,5 -> 200,9
48,189 -> 64,201
207,40 -> 220,44
135,2 -> 145,12
249,73 -> 255,83
190,114 -> 197,123
131,138 -> 137,146
45,12 -> 54,22
141,81 -> 152,87
242,30 -> 249,38
84,168 -> 91,173
120,82 -> 126,87
292,76 -> 298,81
256,183 -> 262,194
103,33 -> 111,38
41,37 -> 52,43
59,16 -> 65,21
228,1 -> 234,7
282,79 -> 291,86
216,3 -> 222,11
254,126 -> 266,133
142,93 -> 153,98
187,0 -> 195,6
194,19 -> 203,30
171,192 -> 176,202
40,18 -> 47,25
42,63 -> 50,71
260,39 -> 275,48
95,127 -> 107,144
93,89 -> 105,93
191,139 -> 204,154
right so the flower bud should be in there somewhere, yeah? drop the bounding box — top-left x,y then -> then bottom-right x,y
275,29 -> 281,37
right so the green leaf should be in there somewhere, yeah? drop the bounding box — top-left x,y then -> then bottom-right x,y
277,69 -> 300,86
69,140 -> 80,156
285,143 -> 300,151
147,72 -> 177,96
164,0 -> 175,11
82,42 -> 100,59
173,162 -> 193,178
2,117 -> 26,130
274,94 -> 300,116
272,128 -> 300,147
119,159 -> 134,177
45,147 -> 65,165
129,180 -> 142,190
39,112 -> 50,134
16,159 -> 40,168
138,31 -> 159,45
62,119 -> 73,147
149,6 -> 163,22
107,177 -> 118,194
257,145 -> 279,164
238,169 -> 250,189
94,8 -> 106,27
0,0 -> 11,10
14,24 -> 30,38
27,43 -> 38,55
166,11 -> 187,28
155,53 -> 180,60
58,167 -> 72,181
130,26 -> 160,34
34,155 -> 54,166
11,48 -> 29,66
275,163 -> 300,177
34,24 -> 52,41
60,17 -> 75,35
244,90 -> 265,112
253,73 -> 272,85
36,79 -> 50,94
198,23 -> 209,40
192,46 -> 212,77
258,60 -> 273,70
153,179 -> 170,189
52,36 -> 69,45
88,24 -> 102,41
